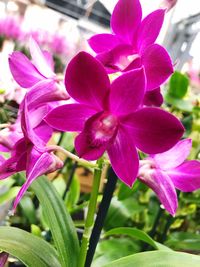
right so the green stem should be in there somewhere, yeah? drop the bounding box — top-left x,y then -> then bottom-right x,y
77,159 -> 103,267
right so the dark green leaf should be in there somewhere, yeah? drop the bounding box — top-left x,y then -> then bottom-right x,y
104,197 -> 145,230
118,181 -> 140,200
31,176 -> 79,267
20,196 -> 37,224
0,226 -> 61,267
165,232 -> 200,251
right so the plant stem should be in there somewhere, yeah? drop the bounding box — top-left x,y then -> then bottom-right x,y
47,145 -> 98,168
85,167 -> 118,267
77,159 -> 103,267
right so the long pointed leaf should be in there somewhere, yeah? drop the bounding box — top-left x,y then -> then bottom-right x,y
103,251 -> 200,267
0,226 -> 61,267
104,227 -> 170,251
31,176 -> 79,267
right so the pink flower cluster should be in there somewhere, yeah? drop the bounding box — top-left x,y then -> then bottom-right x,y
0,0 -> 199,215
0,16 -> 70,57
0,16 -> 22,41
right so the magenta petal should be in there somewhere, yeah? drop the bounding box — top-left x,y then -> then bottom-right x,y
0,156 -> 17,179
29,104 -> 51,129
168,160 -> 200,192
12,150 -> 60,211
122,107 -> 184,154
96,44 -> 134,73
137,9 -> 165,51
75,131 -> 107,161
88,34 -> 121,53
21,99 -> 48,149
26,79 -> 55,106
152,139 -> 192,170
0,155 -> 5,163
111,0 -> 142,43
45,103 -> 97,132
26,79 -> 68,110
65,52 -> 110,109
34,121 -> 53,144
9,51 -> 44,88
29,37 -> 55,78
143,87 -> 163,107
0,141 -> 27,179
108,127 -> 139,187
110,68 -> 146,115
139,170 -> 178,216
142,44 -> 173,90
43,50 -> 54,70
0,144 -> 10,152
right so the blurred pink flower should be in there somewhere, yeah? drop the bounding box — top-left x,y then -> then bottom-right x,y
139,139 -> 200,215
160,0 -> 178,12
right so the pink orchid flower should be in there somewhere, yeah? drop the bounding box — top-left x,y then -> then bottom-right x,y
139,139 -> 200,216
0,98 -> 63,211
88,0 -> 173,91
8,38 -> 69,106
45,52 -> 184,187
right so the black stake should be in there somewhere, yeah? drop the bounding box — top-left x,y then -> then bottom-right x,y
85,167 -> 118,267
63,161 -> 78,200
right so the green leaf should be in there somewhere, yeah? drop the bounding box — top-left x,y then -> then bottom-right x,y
118,180 -> 140,201
102,251 -> 200,267
104,227 -> 170,251
53,176 -> 66,196
104,197 -> 145,230
168,71 -> 189,99
19,196 -> 37,224
165,94 -> 193,112
165,232 -> 200,251
31,176 -> 79,267
0,226 -> 61,267
65,175 -> 80,211
93,237 -> 140,267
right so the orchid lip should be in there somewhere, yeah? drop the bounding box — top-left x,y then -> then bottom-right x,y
89,112 -> 118,147
116,53 -> 140,70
